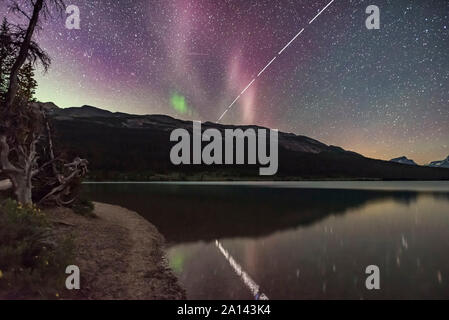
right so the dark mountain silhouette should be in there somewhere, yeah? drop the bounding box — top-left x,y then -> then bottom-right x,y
36,103 -> 449,181
390,156 -> 417,166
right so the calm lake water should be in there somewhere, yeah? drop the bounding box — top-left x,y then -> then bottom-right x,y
83,181 -> 449,299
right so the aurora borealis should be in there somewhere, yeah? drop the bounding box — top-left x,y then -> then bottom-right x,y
1,0 -> 448,164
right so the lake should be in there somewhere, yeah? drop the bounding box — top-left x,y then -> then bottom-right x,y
83,181 -> 449,299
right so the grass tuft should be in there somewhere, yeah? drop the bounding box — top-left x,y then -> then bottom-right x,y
0,199 -> 74,299
71,197 -> 96,217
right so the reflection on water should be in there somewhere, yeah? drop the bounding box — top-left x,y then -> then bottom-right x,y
84,182 -> 449,299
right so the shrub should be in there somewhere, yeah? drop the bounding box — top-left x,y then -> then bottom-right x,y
71,197 -> 95,217
0,199 -> 74,299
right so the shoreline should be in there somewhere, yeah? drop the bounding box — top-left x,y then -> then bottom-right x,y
49,202 -> 185,300
82,180 -> 449,192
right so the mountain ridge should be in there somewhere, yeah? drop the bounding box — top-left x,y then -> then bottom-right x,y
34,102 -> 449,181
390,156 -> 418,166
37,102 -> 354,156
428,156 -> 449,169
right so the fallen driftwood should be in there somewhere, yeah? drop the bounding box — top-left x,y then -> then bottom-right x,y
0,179 -> 12,191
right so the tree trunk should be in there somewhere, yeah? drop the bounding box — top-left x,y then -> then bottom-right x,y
43,110 -> 58,176
5,0 -> 44,110
12,175 -> 32,205
0,135 -> 38,205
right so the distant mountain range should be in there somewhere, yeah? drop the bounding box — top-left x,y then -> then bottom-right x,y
390,155 -> 449,168
429,156 -> 449,169
35,102 -> 449,181
390,156 -> 418,166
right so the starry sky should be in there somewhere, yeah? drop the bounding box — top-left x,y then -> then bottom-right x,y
1,0 -> 448,164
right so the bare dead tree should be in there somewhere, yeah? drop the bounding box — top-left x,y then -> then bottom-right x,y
42,107 -> 58,176
38,157 -> 88,206
1,0 -> 88,205
0,97 -> 44,204
0,125 -> 39,204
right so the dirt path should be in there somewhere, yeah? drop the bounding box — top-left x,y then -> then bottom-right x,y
49,202 -> 185,300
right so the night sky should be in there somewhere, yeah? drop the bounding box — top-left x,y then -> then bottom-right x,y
1,0 -> 448,164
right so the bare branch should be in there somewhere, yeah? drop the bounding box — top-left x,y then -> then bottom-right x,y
38,157 -> 88,205
32,156 -> 62,177
0,135 -> 21,173
9,1 -> 32,21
